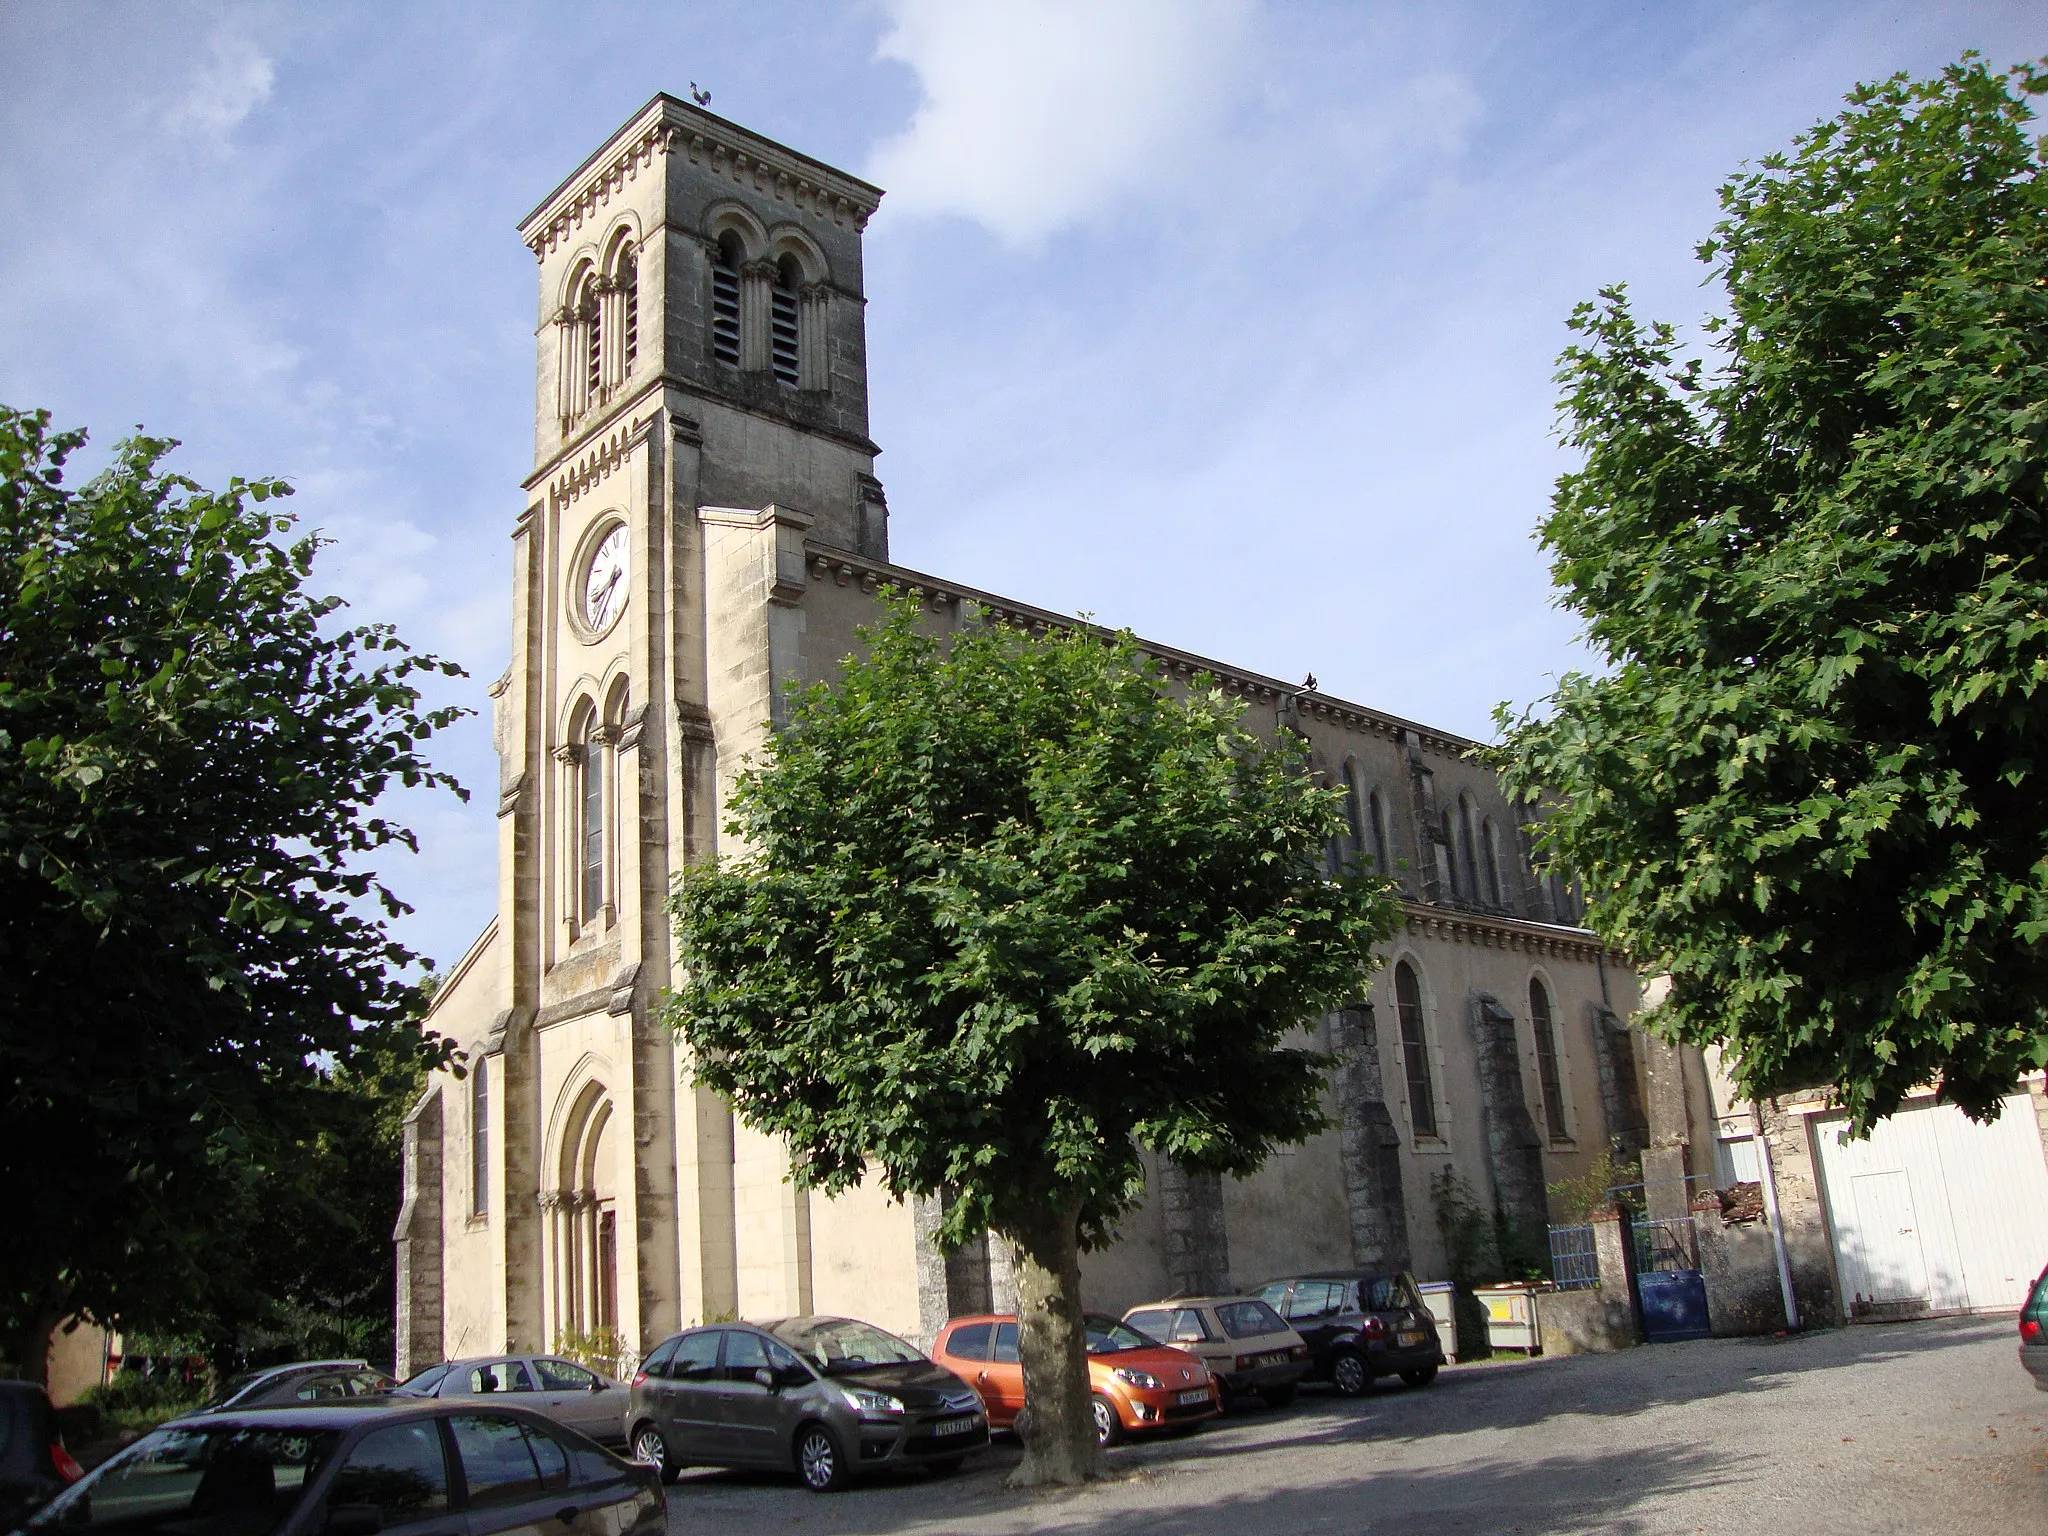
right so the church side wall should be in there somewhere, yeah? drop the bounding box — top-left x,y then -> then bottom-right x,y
422,923 -> 507,1362
808,1178 -> 923,1341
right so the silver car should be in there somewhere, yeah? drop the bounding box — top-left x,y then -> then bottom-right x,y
395,1354 -> 631,1446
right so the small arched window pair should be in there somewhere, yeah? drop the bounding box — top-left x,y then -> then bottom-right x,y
562,242 -> 639,420
1339,762 -> 1391,876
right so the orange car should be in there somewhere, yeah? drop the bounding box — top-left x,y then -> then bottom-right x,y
933,1312 -> 1220,1446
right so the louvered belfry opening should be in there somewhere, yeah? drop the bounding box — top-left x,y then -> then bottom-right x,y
770,255 -> 801,387
710,233 -> 742,367
584,278 -> 603,402
619,245 -> 638,373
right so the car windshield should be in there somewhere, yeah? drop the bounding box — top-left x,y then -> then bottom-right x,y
1216,1300 -> 1289,1339
198,1372 -> 269,1411
1084,1320 -> 1156,1356
394,1365 -> 449,1395
770,1319 -> 925,1374
28,1423 -> 340,1536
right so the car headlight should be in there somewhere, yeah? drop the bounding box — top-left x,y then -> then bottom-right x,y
840,1386 -> 905,1418
1113,1368 -> 1163,1390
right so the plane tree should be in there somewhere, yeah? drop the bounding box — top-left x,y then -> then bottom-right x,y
1497,58 -> 2048,1129
667,597 -> 1395,1485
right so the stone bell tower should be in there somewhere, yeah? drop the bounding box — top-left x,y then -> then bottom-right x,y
465,98 -> 887,1358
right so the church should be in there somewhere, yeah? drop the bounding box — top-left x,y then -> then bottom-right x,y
394,95 -> 1703,1377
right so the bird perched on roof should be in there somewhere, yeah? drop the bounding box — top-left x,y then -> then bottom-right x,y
690,82 -> 712,106
1302,672 -> 1319,691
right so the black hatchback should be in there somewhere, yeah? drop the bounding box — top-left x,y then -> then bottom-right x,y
1254,1272 -> 1445,1396
626,1316 -> 986,1492
15,1400 -> 662,1536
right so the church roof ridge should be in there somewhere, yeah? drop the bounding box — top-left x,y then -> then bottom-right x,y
801,542 -> 1487,760
518,93 -> 885,258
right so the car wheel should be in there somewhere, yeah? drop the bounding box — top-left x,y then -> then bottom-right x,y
1213,1380 -> 1235,1414
927,1455 -> 965,1476
1400,1365 -> 1439,1388
1331,1351 -> 1372,1398
796,1423 -> 848,1493
630,1424 -> 679,1485
1262,1383 -> 1298,1408
1090,1393 -> 1124,1448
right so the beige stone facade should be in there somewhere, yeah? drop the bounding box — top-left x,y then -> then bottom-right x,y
394,96 -> 1698,1375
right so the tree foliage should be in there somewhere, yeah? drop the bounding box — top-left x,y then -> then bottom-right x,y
1497,58 -> 2048,1129
0,407 -> 463,1372
667,596 -> 1396,1481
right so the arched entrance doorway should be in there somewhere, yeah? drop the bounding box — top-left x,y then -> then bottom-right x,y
543,1079 -> 619,1349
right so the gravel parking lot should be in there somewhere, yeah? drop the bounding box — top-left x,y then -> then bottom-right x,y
658,1315 -> 2045,1534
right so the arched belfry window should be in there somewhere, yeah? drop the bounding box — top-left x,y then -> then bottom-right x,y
1394,960 -> 1437,1138
770,255 -> 801,388
616,243 -> 638,375
1530,976 -> 1568,1140
710,233 -> 743,368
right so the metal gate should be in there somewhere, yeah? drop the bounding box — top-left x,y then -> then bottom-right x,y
1632,1216 -> 1711,1342
1548,1224 -> 1599,1290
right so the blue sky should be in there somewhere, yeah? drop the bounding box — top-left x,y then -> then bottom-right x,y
2,1 -> 2039,972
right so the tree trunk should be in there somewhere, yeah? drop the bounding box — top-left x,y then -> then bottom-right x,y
1001,1201 -> 1103,1487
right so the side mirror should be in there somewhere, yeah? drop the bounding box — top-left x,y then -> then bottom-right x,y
327,1505 -> 384,1536
588,1380 -> 606,1392
752,1367 -> 776,1391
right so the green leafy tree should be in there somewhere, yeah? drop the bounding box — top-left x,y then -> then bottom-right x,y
1497,58 -> 2048,1130
0,408 -> 464,1379
666,598 -> 1396,1484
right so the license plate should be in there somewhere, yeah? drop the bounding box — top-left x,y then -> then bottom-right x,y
1177,1389 -> 1210,1406
1260,1351 -> 1290,1367
931,1415 -> 979,1437
1398,1330 -> 1425,1348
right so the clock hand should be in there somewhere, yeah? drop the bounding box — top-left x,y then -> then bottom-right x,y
590,569 -> 620,621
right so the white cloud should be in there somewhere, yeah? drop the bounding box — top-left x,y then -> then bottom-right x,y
867,0 -> 1256,246
164,31 -> 274,149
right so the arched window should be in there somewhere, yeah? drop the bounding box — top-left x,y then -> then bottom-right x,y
1530,976 -> 1568,1140
1394,960 -> 1437,1138
770,255 -> 801,388
710,233 -> 742,368
1482,816 -> 1505,908
470,1062 -> 490,1217
1340,761 -> 1365,865
1441,810 -> 1461,899
1457,795 -> 1480,905
579,718 -> 606,922
616,243 -> 638,375
583,273 -> 603,404
1366,788 -> 1390,873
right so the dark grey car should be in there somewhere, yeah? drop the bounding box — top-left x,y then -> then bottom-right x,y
625,1317 -> 987,1492
393,1356 -> 631,1447
18,1400 -> 662,1536
1255,1271 -> 1445,1395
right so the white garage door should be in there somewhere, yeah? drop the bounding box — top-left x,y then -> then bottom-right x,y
1812,1092 -> 2048,1316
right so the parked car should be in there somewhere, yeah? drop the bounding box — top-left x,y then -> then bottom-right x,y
2021,1262 -> 2048,1391
932,1312 -> 1219,1447
392,1355 -> 630,1446
626,1316 -> 987,1492
1253,1271 -> 1445,1395
178,1360 -> 394,1417
1120,1296 -> 1309,1409
0,1382 -> 83,1529
17,1399 -> 662,1536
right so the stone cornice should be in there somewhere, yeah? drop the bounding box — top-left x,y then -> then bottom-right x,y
520,95 -> 884,262
799,543 -> 1479,757
1398,900 -> 1623,964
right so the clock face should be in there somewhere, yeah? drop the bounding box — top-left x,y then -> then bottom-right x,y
581,524 -> 629,633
